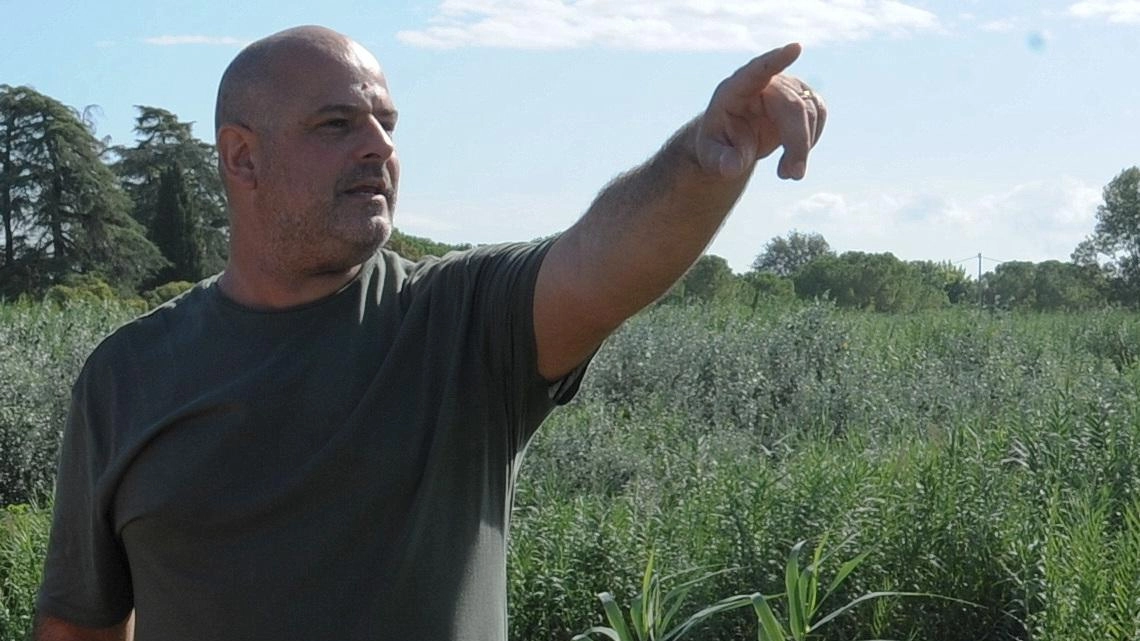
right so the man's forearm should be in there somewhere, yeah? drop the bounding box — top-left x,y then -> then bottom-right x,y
561,117 -> 751,328
534,45 -> 821,380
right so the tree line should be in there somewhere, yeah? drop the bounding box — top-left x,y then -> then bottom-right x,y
2,84 -> 1137,312
670,168 -> 1140,313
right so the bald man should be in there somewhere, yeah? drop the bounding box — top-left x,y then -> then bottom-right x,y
35,25 -> 825,641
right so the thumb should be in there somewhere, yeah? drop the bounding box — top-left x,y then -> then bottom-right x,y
696,138 -> 746,179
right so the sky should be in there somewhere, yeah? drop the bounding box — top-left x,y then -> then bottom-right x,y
2,0 -> 1138,274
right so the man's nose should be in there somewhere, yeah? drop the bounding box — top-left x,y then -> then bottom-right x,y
358,117 -> 395,161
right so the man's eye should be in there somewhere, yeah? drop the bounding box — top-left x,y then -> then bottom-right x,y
322,119 -> 350,129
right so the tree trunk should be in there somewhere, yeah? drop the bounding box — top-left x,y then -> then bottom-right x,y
47,138 -> 66,259
1,128 -> 12,267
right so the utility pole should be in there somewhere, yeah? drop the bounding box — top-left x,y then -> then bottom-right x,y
977,253 -> 983,309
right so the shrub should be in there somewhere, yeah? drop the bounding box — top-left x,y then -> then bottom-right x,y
0,504 -> 51,641
142,280 -> 194,308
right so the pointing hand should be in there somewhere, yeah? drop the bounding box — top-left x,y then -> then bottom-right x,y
694,43 -> 827,181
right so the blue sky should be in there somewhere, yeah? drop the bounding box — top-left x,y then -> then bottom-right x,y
2,0 -> 1138,273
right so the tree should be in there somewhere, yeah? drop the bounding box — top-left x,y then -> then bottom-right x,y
0,85 -> 165,296
983,261 -> 1037,309
113,106 -> 227,283
794,251 -> 946,312
740,270 -> 795,310
984,260 -> 1107,311
151,162 -> 202,283
678,254 -> 737,304
1077,167 -> 1140,305
752,230 -> 832,277
909,260 -> 972,304
1033,260 -> 1106,311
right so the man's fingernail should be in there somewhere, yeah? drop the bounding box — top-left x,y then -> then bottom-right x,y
793,162 -> 806,179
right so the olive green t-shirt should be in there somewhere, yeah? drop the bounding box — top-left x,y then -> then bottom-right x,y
37,240 -> 587,641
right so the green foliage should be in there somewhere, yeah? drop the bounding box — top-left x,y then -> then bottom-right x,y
149,163 -> 203,284
6,302 -> 1140,641
43,275 -> 116,307
738,271 -> 795,311
753,231 -> 832,277
142,280 -> 194,308
573,553 -> 750,641
1032,260 -> 1106,310
673,255 -> 738,305
0,85 -> 167,296
514,305 -> 1140,640
910,259 -> 972,304
1076,166 -> 1140,306
385,228 -> 470,261
0,504 -> 50,641
112,106 -> 227,284
0,299 -> 136,506
794,251 -> 947,312
984,260 -> 1107,311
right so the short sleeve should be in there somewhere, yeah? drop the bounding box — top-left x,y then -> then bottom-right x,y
36,354 -> 134,627
461,238 -> 595,450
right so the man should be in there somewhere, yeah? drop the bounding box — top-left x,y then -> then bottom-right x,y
35,24 -> 825,641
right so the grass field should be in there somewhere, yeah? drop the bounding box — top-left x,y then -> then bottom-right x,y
3,299 -> 1140,640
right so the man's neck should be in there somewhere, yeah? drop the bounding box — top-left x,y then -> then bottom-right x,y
217,258 -> 364,311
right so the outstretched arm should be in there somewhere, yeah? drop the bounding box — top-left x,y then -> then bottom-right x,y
534,43 -> 827,380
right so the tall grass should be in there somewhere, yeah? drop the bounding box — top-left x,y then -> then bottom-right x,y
0,301 -> 136,506
511,304 -> 1140,640
3,300 -> 1140,640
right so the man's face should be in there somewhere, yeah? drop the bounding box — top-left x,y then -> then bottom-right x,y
253,41 -> 401,273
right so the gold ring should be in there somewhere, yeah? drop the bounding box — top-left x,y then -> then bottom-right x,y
800,89 -> 814,100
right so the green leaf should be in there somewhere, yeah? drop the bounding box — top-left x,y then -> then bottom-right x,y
808,590 -> 984,632
665,593 -> 755,641
751,593 -> 788,641
573,627 -> 625,641
798,565 -> 815,622
820,550 -> 870,609
785,540 -> 806,640
630,594 -> 645,640
599,592 -> 634,641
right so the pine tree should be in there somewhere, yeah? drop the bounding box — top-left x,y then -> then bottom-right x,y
0,85 -> 165,296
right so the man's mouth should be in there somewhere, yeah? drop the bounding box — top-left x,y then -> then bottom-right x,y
344,184 -> 392,201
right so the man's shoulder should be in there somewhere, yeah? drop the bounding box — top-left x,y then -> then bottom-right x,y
82,278 -> 216,375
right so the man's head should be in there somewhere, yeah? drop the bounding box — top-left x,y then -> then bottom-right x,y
215,26 -> 399,276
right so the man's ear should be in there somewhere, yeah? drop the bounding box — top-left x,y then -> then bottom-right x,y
217,124 -> 257,191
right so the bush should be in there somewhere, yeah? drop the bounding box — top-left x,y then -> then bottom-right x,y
0,300 -> 136,506
0,504 -> 51,641
142,280 -> 194,308
43,275 -> 116,308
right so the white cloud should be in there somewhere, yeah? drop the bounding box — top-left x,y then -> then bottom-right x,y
767,177 -> 1101,264
979,18 -> 1020,33
1068,1 -> 1140,24
397,0 -> 941,51
143,35 -> 248,46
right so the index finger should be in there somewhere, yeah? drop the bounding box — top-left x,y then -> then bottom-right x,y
720,43 -> 802,100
